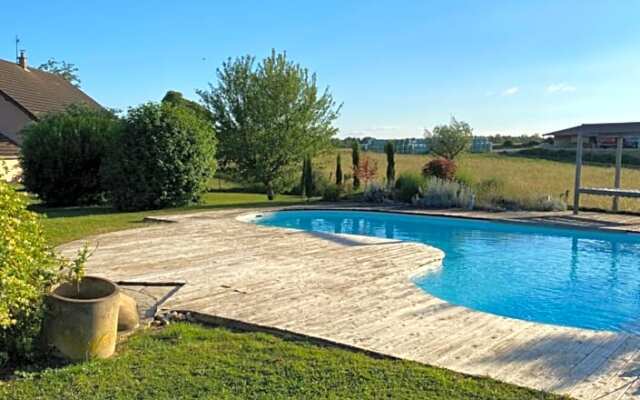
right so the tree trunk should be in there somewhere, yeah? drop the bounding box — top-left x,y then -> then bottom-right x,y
266,181 -> 275,200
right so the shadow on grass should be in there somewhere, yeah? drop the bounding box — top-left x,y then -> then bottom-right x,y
30,200 -> 311,220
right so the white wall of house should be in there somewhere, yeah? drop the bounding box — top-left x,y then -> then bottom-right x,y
0,95 -> 33,144
1,158 -> 20,182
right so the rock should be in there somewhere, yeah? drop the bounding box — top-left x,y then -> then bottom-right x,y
118,293 -> 140,332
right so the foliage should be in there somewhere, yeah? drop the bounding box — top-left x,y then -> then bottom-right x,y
102,102 -> 217,211
335,153 -> 343,186
363,183 -> 388,203
199,50 -> 340,200
351,141 -> 361,189
0,323 -> 563,400
394,172 -> 425,203
321,183 -> 342,202
422,158 -> 457,181
38,58 -> 81,87
413,177 -> 475,209
0,181 -> 57,366
385,141 -> 395,186
161,90 -> 212,122
354,157 -> 378,188
20,105 -> 121,206
429,117 -> 473,160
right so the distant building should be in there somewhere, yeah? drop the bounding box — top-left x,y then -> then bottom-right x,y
470,136 -> 493,153
361,137 -> 429,154
0,52 -> 102,180
544,123 -> 640,149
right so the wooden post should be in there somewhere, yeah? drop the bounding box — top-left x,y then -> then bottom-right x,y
613,136 -> 623,211
573,133 -> 584,215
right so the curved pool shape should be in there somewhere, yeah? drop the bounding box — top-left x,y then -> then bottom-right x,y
254,210 -> 640,333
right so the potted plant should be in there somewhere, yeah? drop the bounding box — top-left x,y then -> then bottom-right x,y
44,245 -> 122,361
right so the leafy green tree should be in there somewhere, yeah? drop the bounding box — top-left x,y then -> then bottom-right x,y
351,142 -> 361,189
335,153 -> 343,186
384,141 -> 395,186
198,50 -> 341,200
429,117 -> 473,160
38,58 -> 81,87
162,90 -> 212,122
20,105 -> 120,206
102,102 -> 217,211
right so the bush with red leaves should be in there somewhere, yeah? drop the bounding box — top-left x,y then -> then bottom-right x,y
422,158 -> 457,181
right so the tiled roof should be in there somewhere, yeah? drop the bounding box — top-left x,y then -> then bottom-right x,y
544,123 -> 640,137
0,58 -> 101,118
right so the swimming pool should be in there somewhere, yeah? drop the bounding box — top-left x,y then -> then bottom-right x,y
254,210 -> 640,333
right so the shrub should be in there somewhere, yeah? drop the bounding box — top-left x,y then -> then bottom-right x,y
0,181 -> 57,366
413,177 -> 475,209
394,173 -> 425,203
454,170 -> 475,187
475,177 -> 505,201
321,183 -> 342,202
363,182 -> 388,203
422,158 -> 457,181
20,105 -> 121,206
103,103 -> 217,211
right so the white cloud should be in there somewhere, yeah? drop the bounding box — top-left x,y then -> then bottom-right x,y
546,83 -> 576,93
501,86 -> 519,96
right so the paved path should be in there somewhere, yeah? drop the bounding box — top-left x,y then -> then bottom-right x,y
60,207 -> 640,399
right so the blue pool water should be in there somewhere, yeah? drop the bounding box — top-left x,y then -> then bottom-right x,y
255,210 -> 640,333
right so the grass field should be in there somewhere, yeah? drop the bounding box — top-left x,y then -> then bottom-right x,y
35,192 -> 304,246
0,323 -> 565,400
317,149 -> 640,212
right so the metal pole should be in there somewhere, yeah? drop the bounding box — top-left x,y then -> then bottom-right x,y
613,136 -> 623,212
573,133 -> 584,215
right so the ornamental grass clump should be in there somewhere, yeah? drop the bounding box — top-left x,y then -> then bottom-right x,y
413,177 -> 475,209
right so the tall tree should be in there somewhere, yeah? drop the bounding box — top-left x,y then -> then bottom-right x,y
335,153 -> 343,186
384,141 -> 395,186
429,117 -> 473,160
162,90 -> 212,122
199,50 -> 341,200
38,58 -> 81,87
351,141 -> 361,190
302,155 -> 314,198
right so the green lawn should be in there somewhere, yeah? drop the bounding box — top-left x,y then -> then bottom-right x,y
35,192 -> 305,246
0,323 -> 565,400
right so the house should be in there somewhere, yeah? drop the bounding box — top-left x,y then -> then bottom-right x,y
470,136 -> 493,153
361,137 -> 430,154
544,123 -> 640,149
0,52 -> 102,180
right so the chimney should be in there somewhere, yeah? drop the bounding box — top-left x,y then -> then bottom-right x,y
17,50 -> 28,70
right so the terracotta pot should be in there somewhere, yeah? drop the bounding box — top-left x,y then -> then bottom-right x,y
44,276 -> 120,361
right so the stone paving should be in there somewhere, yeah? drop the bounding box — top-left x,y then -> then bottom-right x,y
60,207 -> 640,399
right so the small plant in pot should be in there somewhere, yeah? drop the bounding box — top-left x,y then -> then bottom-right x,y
44,245 -> 122,361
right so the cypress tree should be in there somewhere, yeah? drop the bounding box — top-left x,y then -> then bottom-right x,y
336,153 -> 343,185
304,155 -> 314,197
385,141 -> 395,186
351,142 -> 360,189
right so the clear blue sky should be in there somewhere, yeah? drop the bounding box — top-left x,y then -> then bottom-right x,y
2,1 -> 639,138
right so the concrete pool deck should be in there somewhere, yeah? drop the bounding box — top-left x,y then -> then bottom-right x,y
60,206 -> 640,399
